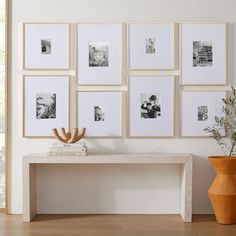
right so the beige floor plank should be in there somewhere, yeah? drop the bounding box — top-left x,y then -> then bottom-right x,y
0,214 -> 235,236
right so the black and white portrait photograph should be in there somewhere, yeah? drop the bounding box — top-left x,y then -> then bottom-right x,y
197,105 -> 208,121
141,93 -> 161,119
36,93 -> 56,119
94,106 -> 105,121
193,41 -> 213,67
41,39 -> 51,55
89,42 -> 109,67
145,38 -> 156,54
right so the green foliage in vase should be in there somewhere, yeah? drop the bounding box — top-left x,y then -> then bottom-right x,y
204,86 -> 236,158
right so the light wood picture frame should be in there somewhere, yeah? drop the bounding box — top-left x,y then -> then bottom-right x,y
23,75 -> 70,138
128,22 -> 175,70
128,75 -> 175,137
23,23 -> 70,70
180,22 -> 227,85
77,91 -> 123,137
77,23 -> 122,85
180,90 -> 226,137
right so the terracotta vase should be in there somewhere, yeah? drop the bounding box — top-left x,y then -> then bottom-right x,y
208,156 -> 236,224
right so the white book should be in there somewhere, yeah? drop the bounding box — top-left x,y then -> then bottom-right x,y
52,142 -> 86,148
47,152 -> 87,156
49,147 -> 87,153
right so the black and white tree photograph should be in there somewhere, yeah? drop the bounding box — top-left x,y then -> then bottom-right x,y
94,106 -> 105,121
36,93 -> 56,119
193,41 -> 213,67
197,105 -> 208,121
41,39 -> 51,54
145,38 -> 156,54
141,93 -> 161,119
89,42 -> 109,67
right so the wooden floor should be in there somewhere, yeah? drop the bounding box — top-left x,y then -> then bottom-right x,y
0,214 -> 236,236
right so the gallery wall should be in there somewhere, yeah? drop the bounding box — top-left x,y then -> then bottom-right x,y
9,0 -> 236,214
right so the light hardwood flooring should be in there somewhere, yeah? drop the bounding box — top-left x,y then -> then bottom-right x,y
0,214 -> 236,236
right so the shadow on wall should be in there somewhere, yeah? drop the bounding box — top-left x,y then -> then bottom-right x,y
85,138 -> 129,154
227,23 -> 235,85
192,155 -> 215,214
84,138 -> 172,154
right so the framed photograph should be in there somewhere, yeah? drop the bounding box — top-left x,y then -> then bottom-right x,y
129,76 -> 174,137
128,23 -> 175,70
181,90 -> 226,137
180,23 -> 227,85
77,91 -> 123,137
77,23 -> 122,85
23,75 -> 69,137
23,23 -> 70,70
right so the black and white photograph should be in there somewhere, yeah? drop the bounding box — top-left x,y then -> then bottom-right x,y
128,23 -> 174,69
94,106 -> 105,121
77,24 -> 122,85
193,41 -> 213,67
41,39 -> 51,54
77,91 -> 122,137
197,105 -> 208,121
24,75 -> 69,137
181,23 -> 226,85
145,38 -> 156,54
24,23 -> 70,69
181,90 -> 225,136
89,42 -> 109,67
141,93 -> 161,119
36,93 -> 56,119
129,76 -> 174,137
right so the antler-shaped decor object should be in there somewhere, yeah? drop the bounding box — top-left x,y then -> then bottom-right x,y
52,128 -> 86,144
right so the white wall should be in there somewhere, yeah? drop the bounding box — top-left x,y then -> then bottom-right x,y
9,0 -> 236,214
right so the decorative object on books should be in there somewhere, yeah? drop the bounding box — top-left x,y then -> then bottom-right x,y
204,86 -> 236,224
181,90 -> 226,137
77,91 -> 123,137
128,23 -> 175,70
48,142 -> 87,156
23,75 -> 69,137
77,23 -> 122,85
129,76 -> 174,137
52,127 -> 86,143
180,23 -> 226,85
23,23 -> 70,70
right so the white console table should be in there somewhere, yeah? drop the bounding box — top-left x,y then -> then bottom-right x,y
22,153 -> 193,223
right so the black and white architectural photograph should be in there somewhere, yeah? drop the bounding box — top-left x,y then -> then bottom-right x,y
41,39 -> 51,54
36,93 -> 56,119
141,93 -> 161,119
145,38 -> 156,54
193,41 -> 213,67
89,42 -> 109,67
197,105 -> 208,121
94,106 -> 105,121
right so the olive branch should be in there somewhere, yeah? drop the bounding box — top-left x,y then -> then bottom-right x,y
204,86 -> 236,158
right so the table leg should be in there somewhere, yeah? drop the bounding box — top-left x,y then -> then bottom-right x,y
23,162 -> 36,222
180,161 -> 192,222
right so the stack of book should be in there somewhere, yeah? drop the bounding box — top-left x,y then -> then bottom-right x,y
48,142 -> 87,156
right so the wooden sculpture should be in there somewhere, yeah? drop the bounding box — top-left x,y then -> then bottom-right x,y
52,128 -> 86,144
